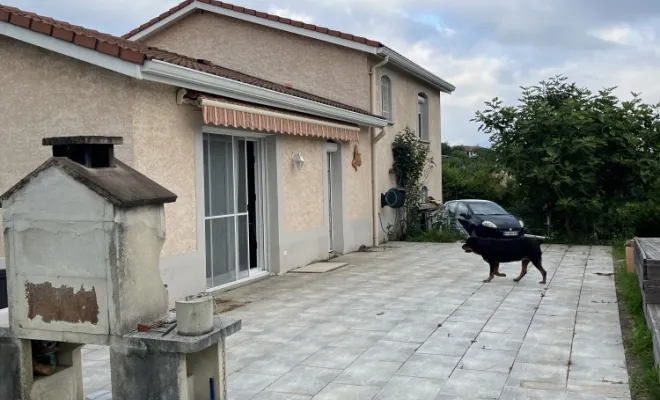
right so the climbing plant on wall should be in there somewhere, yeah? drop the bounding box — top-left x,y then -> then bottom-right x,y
391,126 -> 434,237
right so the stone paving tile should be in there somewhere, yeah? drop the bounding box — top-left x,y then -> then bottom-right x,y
228,373 -> 279,399
266,366 -> 341,396
312,383 -> 380,400
473,332 -> 524,352
327,329 -> 387,349
360,340 -> 420,362
499,386 -> 567,400
505,362 -> 568,389
416,336 -> 473,357
79,243 -> 632,399
333,359 -> 403,387
396,354 -> 461,380
570,338 -> 626,361
381,322 -> 437,343
373,376 -> 445,400
568,357 -> 629,384
516,342 -> 572,365
459,347 -> 517,373
524,327 -> 574,347
438,369 -> 509,398
433,321 -> 484,339
301,346 -> 366,369
252,392 -> 312,400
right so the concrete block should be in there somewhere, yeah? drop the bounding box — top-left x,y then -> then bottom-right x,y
176,294 -> 214,337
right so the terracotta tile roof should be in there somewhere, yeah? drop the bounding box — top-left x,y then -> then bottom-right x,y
122,0 -> 382,47
0,4 -> 381,118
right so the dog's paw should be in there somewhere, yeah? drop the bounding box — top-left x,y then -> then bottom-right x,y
482,279 -> 490,283
498,273 -> 507,277
538,280 -> 546,284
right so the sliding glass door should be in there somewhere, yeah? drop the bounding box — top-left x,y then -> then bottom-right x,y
203,133 -> 264,289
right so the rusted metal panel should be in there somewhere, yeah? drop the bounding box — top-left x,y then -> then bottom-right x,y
25,282 -> 99,324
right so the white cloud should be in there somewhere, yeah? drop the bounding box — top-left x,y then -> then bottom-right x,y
590,25 -> 633,44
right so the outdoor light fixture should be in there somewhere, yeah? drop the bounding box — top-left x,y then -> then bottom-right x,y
292,152 -> 305,171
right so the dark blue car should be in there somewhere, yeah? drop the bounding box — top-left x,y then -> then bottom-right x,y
443,199 -> 525,238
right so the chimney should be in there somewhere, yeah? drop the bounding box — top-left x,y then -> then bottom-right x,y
42,136 -> 123,168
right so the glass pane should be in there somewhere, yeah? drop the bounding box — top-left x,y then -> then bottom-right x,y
203,135 -> 211,217
236,139 -> 247,213
237,215 -> 249,280
209,135 -> 234,216
209,217 -> 236,287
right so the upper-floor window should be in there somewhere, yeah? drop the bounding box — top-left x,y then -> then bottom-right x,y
420,185 -> 429,203
417,93 -> 429,141
381,75 -> 392,120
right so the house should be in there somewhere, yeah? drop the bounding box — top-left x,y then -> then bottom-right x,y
462,146 -> 481,158
0,1 -> 455,303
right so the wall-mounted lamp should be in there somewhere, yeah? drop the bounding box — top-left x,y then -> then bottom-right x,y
292,152 -> 305,171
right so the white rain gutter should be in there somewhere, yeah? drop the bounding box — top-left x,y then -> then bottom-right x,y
377,47 -> 455,94
141,60 -> 388,128
369,55 -> 389,247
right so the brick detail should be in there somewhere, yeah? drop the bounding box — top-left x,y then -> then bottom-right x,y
30,20 -> 52,35
97,41 -> 120,57
52,27 -> 75,42
9,14 -> 30,28
119,49 -> 146,64
73,34 -> 97,49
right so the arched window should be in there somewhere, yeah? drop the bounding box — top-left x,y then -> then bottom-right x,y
417,93 -> 429,141
420,186 -> 429,203
381,75 -> 392,120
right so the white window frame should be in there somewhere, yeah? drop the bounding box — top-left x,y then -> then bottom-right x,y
381,75 -> 393,121
417,93 -> 429,141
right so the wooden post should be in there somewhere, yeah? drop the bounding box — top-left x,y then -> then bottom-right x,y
626,240 -> 635,274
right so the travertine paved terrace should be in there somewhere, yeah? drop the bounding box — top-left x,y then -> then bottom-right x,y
82,243 -> 630,399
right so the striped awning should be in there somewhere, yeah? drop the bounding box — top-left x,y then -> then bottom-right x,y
200,97 -> 361,142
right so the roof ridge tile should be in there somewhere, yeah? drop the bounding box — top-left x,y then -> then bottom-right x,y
119,0 -> 383,47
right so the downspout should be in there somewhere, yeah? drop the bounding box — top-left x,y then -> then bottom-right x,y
369,55 -> 389,247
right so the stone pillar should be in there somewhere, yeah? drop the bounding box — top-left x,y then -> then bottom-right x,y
0,337 -> 30,400
110,347 -> 189,400
186,341 -> 226,399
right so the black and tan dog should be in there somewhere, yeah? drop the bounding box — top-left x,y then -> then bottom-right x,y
462,236 -> 547,284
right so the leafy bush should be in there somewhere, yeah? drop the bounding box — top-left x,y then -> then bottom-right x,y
391,127 -> 434,238
471,75 -> 660,242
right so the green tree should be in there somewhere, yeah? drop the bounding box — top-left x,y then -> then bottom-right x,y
391,127 -> 434,237
473,75 -> 660,240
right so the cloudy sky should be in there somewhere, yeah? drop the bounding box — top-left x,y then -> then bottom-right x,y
8,0 -> 660,146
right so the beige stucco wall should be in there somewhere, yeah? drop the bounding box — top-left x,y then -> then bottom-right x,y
280,135 -> 324,233
140,11 -> 371,111
345,129 -> 373,221
0,36 -> 133,261
131,81 -> 201,256
279,127 -> 372,234
374,64 -> 443,239
0,37 -> 198,260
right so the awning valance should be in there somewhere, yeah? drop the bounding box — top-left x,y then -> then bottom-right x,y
200,97 -> 361,142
